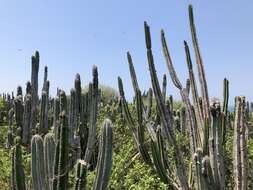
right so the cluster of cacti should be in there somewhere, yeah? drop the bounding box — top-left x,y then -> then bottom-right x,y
118,4 -> 252,190
5,51 -> 113,190
3,3 -> 253,190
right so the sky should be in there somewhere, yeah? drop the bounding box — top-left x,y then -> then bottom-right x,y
0,1 -> 253,104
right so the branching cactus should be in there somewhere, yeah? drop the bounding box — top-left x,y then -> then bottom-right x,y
31,134 -> 49,190
118,4 -> 232,190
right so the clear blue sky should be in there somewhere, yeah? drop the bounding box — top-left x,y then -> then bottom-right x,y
0,1 -> 252,104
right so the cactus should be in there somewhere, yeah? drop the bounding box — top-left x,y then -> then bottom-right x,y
68,88 -> 77,147
30,51 -> 40,131
93,119 -> 113,190
118,77 -> 152,165
233,96 -> 248,190
53,96 -> 60,141
31,134 -> 48,190
7,108 -> 14,148
11,136 -> 26,190
22,82 -> 32,145
84,66 -> 99,164
145,21 -> 189,189
43,66 -> 48,92
189,5 -> 210,122
44,133 -> 56,190
55,90 -> 69,190
39,90 -> 49,134
74,160 -> 87,190
14,90 -> 24,129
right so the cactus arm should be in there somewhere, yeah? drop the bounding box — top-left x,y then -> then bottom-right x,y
161,31 -> 199,152
184,41 -> 204,138
127,52 -> 140,93
161,30 -> 182,90
188,5 -> 210,121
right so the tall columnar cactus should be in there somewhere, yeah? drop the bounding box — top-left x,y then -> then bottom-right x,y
31,134 -> 48,190
11,136 -> 26,190
14,90 -> 24,129
69,88 -> 77,147
118,4 -> 232,190
74,119 -> 113,190
93,119 -> 113,190
44,133 -> 56,190
118,77 -> 152,165
43,66 -> 48,92
184,40 -> 204,143
22,82 -> 32,145
161,29 -> 199,154
222,78 -> 229,144
52,90 -> 69,190
84,66 -> 99,164
39,90 -> 49,134
74,161 -> 87,190
17,86 -> 23,97
74,74 -> 89,159
233,96 -> 248,190
209,100 -> 224,189
162,74 -> 167,103
189,4 -> 210,122
30,51 -> 40,131
7,108 -> 14,148
53,96 -> 60,141
180,106 -> 186,134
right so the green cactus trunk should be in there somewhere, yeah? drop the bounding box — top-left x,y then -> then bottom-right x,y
31,134 -> 49,190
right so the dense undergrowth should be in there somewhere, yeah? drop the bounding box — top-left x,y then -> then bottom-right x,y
0,101 -> 170,190
1,98 -> 253,190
